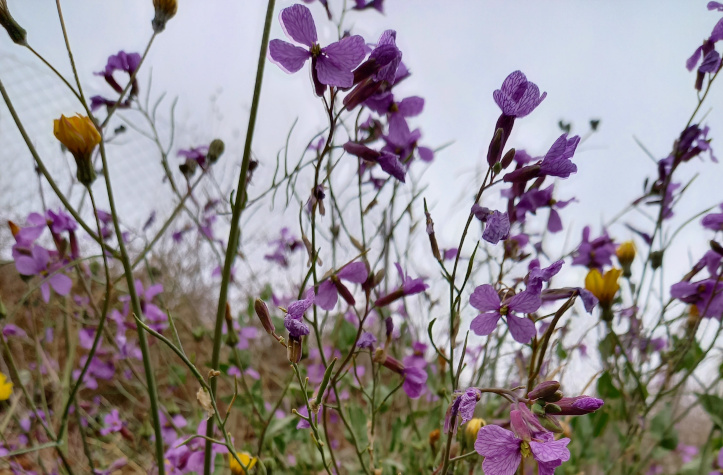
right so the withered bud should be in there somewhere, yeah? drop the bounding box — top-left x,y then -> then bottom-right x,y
0,0 -> 27,45
206,139 -> 225,164
424,199 -> 442,261
152,0 -> 177,33
287,337 -> 303,364
254,298 -> 275,335
545,403 -> 562,414
711,240 -> 723,256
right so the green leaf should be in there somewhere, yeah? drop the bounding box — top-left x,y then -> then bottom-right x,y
650,404 -> 678,450
697,393 -> 723,430
596,371 -> 621,399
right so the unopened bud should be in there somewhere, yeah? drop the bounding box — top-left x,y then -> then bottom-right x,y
531,402 -> 546,416
547,390 -> 564,403
650,250 -> 664,270
152,0 -> 177,33
254,298 -> 275,335
500,148 -> 516,169
332,277 -> 355,306
428,428 -> 441,449
538,415 -> 564,433
711,240 -> 723,256
206,139 -> 225,164
465,418 -> 485,443
374,288 -> 404,308
527,380 -> 561,400
544,403 -> 562,414
0,1 -> 27,45
486,128 -> 505,167
555,396 -> 604,415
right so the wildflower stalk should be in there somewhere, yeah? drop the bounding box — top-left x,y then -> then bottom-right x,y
291,362 -> 333,475
204,0 -> 276,471
54,0 -> 92,117
56,187 -> 112,443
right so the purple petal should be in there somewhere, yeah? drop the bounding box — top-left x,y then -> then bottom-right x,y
49,273 -> 73,296
280,4 -> 317,47
482,452 -> 522,475
323,35 -> 366,70
470,284 -> 501,312
316,280 -> 338,310
40,282 -> 51,303
32,245 -> 50,269
508,291 -> 541,314
316,56 -> 354,87
711,18 -> 723,43
540,158 -> 577,178
470,312 -> 501,336
145,283 -> 164,301
397,96 -> 424,117
686,45 -> 704,71
474,425 -> 520,458
700,50 -> 721,73
15,255 -> 40,276
482,211 -> 510,244
338,261 -> 368,283
418,146 -> 434,162
268,40 -> 311,74
529,437 -> 570,463
378,152 -> 406,182
284,316 -> 310,338
506,314 -> 536,343
287,289 -> 316,319
547,208 -> 563,233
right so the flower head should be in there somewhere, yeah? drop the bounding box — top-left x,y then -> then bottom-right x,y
152,0 -> 178,32
0,372 -> 13,401
268,4 -> 366,95
53,114 -> 102,186
444,387 -> 481,434
469,285 -> 539,343
0,0 -> 25,45
229,452 -> 257,475
493,70 -> 547,118
14,244 -> 73,302
584,268 -> 622,306
572,226 -> 616,270
316,261 -> 369,310
284,289 -> 314,339
475,424 -> 570,475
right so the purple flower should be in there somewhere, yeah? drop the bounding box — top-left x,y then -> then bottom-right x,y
402,366 -> 427,399
353,0 -> 384,12
264,227 -> 303,267
526,259 -> 564,295
444,387 -> 481,434
469,285 -> 539,343
344,30 -> 402,110
475,424 -> 570,475
316,261 -> 369,310
344,141 -> 407,182
285,289 -> 314,339
670,279 -> 723,319
702,203 -> 723,231
14,245 -> 72,302
357,332 -> 377,349
494,71 -> 547,118
268,4 -> 366,95
571,226 -> 616,270
482,210 -> 511,244
100,409 -> 123,436
538,134 -> 580,178
91,51 -> 141,111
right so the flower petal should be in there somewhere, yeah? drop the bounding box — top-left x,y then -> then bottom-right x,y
474,424 -> 520,458
279,4 -> 317,47
268,39 -> 311,74
470,312 -> 501,336
470,284 -> 500,312
322,35 -> 366,70
378,152 -> 406,182
529,437 -> 570,463
316,280 -> 338,310
15,256 -> 40,276
397,96 -> 424,117
316,56 -> 354,87
508,291 -> 541,314
49,273 -> 72,296
337,261 -> 368,283
506,314 -> 536,343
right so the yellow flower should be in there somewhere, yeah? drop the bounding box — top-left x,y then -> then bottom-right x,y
465,417 -> 486,442
584,268 -> 622,305
616,241 -> 636,265
53,114 -> 101,186
0,372 -> 13,401
229,452 -> 257,475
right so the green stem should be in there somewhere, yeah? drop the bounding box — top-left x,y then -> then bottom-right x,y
204,0 -> 276,472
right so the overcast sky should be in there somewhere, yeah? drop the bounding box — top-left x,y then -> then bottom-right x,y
1,0 -> 721,278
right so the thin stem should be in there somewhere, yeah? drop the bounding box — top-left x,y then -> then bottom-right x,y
204,0 -> 276,472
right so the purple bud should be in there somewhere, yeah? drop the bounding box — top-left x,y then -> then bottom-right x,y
556,396 -> 604,415
527,381 -> 561,400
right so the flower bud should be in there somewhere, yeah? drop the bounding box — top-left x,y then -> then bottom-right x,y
650,250 -> 664,269
710,239 -> 723,256
287,337 -> 303,364
544,403 -> 562,414
0,0 -> 27,45
254,298 -> 275,335
374,288 -> 404,308
229,451 -> 257,475
616,240 -> 636,277
547,390 -> 564,403
500,148 -> 516,169
555,396 -> 604,415
464,418 -> 485,443
206,138 -> 225,164
537,414 -> 564,433
53,114 -> 101,187
152,0 -> 177,33
486,127 -> 505,167
379,352 -> 405,375
428,428 -> 441,450
531,402 -> 546,416
332,277 -> 356,306
527,380 -> 561,400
